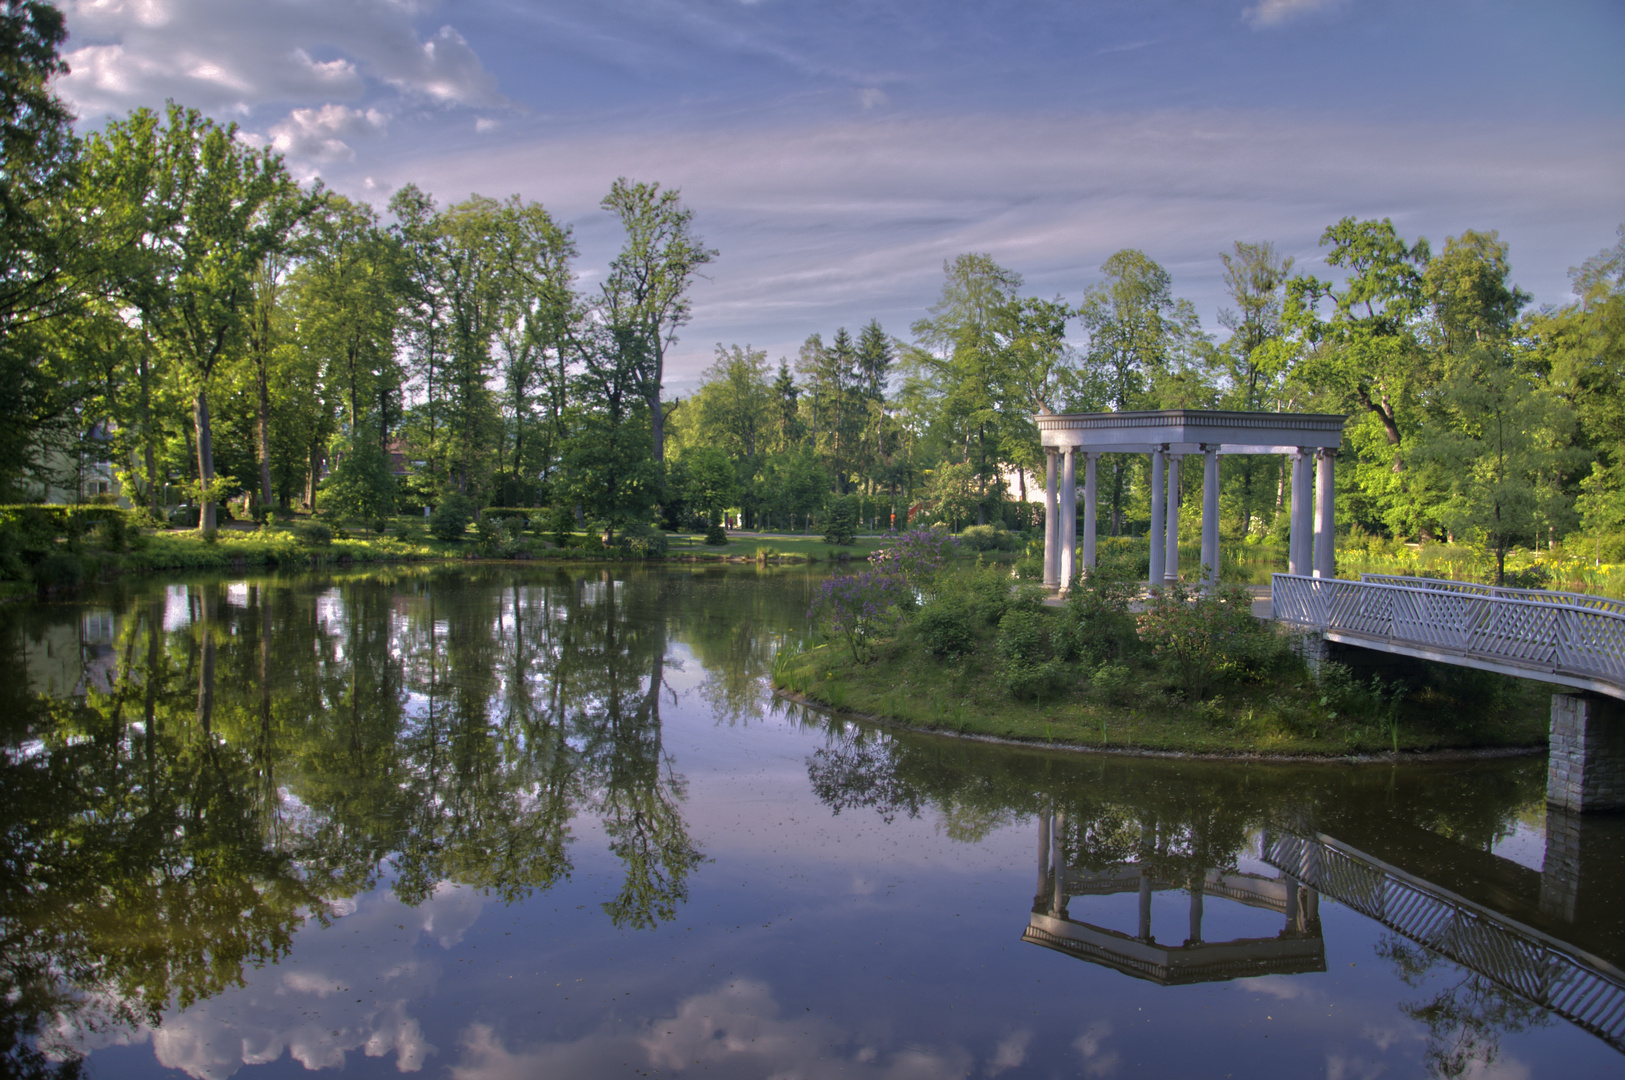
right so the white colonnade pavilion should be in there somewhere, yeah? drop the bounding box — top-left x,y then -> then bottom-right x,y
1036,409 -> 1347,591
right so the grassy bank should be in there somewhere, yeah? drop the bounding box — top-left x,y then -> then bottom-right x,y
777,563 -> 1550,758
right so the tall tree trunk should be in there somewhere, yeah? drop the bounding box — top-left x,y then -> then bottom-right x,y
139,353 -> 160,516
193,388 -> 217,532
256,358 -> 273,510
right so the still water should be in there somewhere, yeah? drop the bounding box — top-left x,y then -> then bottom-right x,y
3,564 -> 1622,1079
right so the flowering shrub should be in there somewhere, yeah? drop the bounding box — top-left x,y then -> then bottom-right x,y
868,528 -> 959,592
1136,580 -> 1272,698
809,570 -> 908,662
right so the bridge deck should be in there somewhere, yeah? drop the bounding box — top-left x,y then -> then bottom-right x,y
1270,574 -> 1625,700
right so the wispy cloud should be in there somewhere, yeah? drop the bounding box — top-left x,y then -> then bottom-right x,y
366,108 -> 1625,388
55,0 -> 507,128
1244,0 -> 1345,28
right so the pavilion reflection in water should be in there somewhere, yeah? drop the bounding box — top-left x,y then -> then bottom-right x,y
1023,807 -> 1326,985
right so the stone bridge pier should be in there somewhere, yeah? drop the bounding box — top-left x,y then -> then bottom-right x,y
1548,693 -> 1625,813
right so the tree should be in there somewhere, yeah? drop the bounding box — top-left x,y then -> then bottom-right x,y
683,446 -> 737,527
1288,218 -> 1431,535
598,178 -> 716,464
1523,227 -> 1624,554
1216,241 -> 1295,535
0,1 -> 83,498
81,104 -> 303,531
1077,249 -> 1203,532
909,254 -> 1024,526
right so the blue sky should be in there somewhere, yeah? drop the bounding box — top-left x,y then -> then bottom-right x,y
53,0 -> 1625,393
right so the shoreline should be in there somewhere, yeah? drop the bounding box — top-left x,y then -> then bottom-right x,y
774,688 -> 1547,765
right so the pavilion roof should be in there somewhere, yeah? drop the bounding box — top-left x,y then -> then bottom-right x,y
1035,409 -> 1345,454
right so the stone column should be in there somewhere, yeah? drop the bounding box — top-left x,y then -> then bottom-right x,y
1314,449 -> 1336,579
1148,448 -> 1166,589
1082,453 -> 1098,573
1547,692 -> 1625,812
1050,809 -> 1067,917
1164,454 -> 1182,584
1187,878 -> 1204,945
1289,449 -> 1310,576
1036,807 -> 1052,903
1137,869 -> 1153,942
1202,446 -> 1220,590
1060,447 -> 1077,590
1043,449 -> 1059,587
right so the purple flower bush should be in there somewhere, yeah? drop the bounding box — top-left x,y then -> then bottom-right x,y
867,528 -> 958,591
808,569 -> 908,662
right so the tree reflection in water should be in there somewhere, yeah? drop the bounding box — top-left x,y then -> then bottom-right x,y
798,702 -> 1581,1079
0,566 -> 722,1073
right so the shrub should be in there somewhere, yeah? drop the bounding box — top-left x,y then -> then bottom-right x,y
34,552 -> 85,592
547,505 -> 575,547
618,521 -> 669,558
294,521 -> 334,546
995,604 -> 1066,701
429,493 -> 475,541
809,570 -> 907,662
823,496 -> 857,545
959,524 -> 1018,552
1090,662 -> 1133,705
1057,574 -> 1140,665
704,524 -> 728,546
915,595 -> 978,658
1136,581 -> 1273,699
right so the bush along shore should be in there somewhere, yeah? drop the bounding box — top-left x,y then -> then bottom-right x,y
0,504 -> 885,599
776,531 -> 1550,758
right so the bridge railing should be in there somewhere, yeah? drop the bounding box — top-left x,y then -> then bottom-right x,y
1271,574 -> 1625,697
1263,828 -> 1625,1053
1359,573 -> 1625,617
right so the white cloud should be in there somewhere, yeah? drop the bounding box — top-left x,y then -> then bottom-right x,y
449,980 -> 977,1080
1073,1021 -> 1119,1076
1245,0 -> 1344,28
55,0 -> 505,124
269,103 -> 389,161
56,882 -> 484,1080
1240,974 -> 1312,1000
985,1028 -> 1032,1076
369,109 -> 1624,391
1326,1054 -> 1388,1080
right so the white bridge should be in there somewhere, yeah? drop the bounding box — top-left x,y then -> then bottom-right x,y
1271,573 -> 1625,701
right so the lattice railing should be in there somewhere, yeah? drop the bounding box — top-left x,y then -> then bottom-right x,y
1262,830 -> 1625,1053
1271,574 -> 1625,697
1360,574 -> 1625,617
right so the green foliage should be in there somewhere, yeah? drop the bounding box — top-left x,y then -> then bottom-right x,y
822,495 -> 857,545
1056,574 -> 1140,665
293,520 -> 333,546
33,551 -> 84,591
429,493 -> 475,541
958,523 -> 1018,551
994,592 -> 1067,701
321,434 -> 397,529
1136,581 -> 1278,699
703,524 -> 728,546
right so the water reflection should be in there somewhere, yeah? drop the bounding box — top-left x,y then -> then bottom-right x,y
1028,805 -> 1326,984
0,565 -> 816,1074
801,708 -> 1625,1073
2,565 -> 1621,1079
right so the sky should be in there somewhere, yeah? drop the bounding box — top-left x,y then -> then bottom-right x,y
50,0 -> 1625,396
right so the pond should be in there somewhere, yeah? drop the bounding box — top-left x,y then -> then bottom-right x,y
2,564 -> 1622,1079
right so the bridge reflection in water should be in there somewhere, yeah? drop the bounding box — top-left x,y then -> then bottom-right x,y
1264,828 -> 1625,1054
1024,808 -> 1625,1055
1024,808 -> 1326,985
